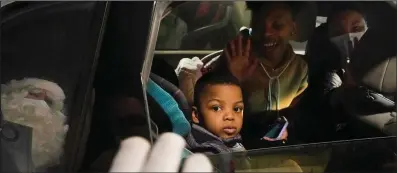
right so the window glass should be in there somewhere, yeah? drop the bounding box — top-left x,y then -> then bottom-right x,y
151,2 -> 396,172
208,137 -> 396,172
1,2 -> 108,171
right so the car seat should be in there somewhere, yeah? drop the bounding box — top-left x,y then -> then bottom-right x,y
150,73 -> 190,120
342,23 -> 396,137
144,59 -> 185,135
1,2 -> 108,171
147,75 -> 190,136
147,73 -> 194,159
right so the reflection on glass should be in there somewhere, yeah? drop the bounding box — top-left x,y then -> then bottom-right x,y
1,78 -> 68,171
156,1 -> 237,50
208,137 -> 396,173
1,1 -> 109,172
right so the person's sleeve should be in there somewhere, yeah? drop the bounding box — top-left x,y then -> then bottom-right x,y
176,56 -> 224,105
177,69 -> 197,105
323,71 -> 343,94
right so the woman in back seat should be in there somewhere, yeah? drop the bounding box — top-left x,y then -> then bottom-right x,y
297,2 -> 369,142
309,2 -> 368,93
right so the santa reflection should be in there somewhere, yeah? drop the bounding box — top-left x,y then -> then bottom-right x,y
1,78 -> 68,171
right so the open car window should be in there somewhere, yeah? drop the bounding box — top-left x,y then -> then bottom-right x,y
150,0 -> 396,140
147,1 -> 396,172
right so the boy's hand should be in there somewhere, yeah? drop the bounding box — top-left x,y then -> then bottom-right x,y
224,35 -> 258,82
175,56 -> 204,81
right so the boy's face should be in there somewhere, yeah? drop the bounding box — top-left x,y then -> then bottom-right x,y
192,84 -> 244,139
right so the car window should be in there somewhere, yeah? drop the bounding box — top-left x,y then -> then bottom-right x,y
150,2 -> 396,172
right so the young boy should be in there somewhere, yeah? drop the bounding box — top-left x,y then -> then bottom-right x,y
183,72 -> 305,172
185,72 -> 246,154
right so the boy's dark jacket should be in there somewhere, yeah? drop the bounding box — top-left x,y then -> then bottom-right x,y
185,124 -> 251,172
185,124 -> 245,155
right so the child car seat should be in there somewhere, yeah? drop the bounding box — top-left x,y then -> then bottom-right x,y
145,59 -> 184,135
147,74 -> 191,136
146,74 -> 194,159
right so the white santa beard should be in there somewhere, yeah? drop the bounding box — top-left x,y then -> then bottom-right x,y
1,97 -> 68,170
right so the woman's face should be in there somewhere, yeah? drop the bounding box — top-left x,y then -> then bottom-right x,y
250,3 -> 295,59
328,10 -> 367,69
328,10 -> 367,37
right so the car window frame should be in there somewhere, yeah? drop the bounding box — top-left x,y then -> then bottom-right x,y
141,1 -> 172,144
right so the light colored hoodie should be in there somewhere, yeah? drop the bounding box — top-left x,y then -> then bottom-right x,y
242,45 -> 308,113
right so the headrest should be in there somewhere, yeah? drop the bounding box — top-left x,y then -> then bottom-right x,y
350,28 -> 396,94
293,2 -> 318,42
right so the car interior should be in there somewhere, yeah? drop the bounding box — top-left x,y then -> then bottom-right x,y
151,1 -> 397,171
0,1 -> 396,173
